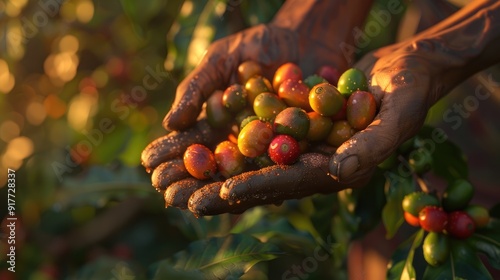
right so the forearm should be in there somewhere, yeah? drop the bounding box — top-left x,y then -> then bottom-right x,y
271,0 -> 375,70
410,0 -> 500,102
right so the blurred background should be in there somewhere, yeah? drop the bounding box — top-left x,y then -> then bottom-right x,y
0,0 -> 498,279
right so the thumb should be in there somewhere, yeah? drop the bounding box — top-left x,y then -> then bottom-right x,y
163,38 -> 238,131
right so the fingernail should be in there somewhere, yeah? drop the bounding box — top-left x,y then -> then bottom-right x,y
329,155 -> 359,181
162,112 -> 172,129
219,179 -> 232,200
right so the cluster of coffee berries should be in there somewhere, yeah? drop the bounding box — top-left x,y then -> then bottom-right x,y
183,61 -> 379,181
401,179 -> 490,266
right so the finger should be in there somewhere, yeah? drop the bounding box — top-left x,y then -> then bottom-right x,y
164,178 -> 206,209
329,70 -> 429,183
219,153 -> 344,205
188,182 -> 250,217
141,119 -> 219,170
151,159 -> 191,192
163,25 -> 301,131
163,38 -> 238,131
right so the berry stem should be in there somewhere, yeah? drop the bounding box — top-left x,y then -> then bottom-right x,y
415,176 -> 430,193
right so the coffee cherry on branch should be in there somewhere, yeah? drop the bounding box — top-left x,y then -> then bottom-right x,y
447,211 -> 476,239
419,206 -> 448,233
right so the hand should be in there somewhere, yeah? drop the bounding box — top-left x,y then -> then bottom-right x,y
330,0 -> 500,182
142,37 -> 447,217
163,0 -> 378,130
163,23 -> 348,131
144,0 -> 500,216
142,116 -> 374,217
146,0 -> 456,216
144,0 -> 377,216
329,44 -> 436,183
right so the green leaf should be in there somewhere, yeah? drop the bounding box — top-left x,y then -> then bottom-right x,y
382,171 -> 414,239
356,0 -> 407,59
469,227 -> 500,269
337,189 -> 360,234
423,240 -> 492,280
90,125 -> 132,165
153,234 -> 281,279
231,209 -> 317,253
416,126 -> 468,182
54,165 -> 154,209
230,207 -> 267,234
310,194 -> 337,239
387,229 -> 424,280
75,256 -> 145,280
354,170 -> 386,238
119,132 -> 150,166
151,263 -> 205,280
248,218 -> 317,254
166,209 -> 232,241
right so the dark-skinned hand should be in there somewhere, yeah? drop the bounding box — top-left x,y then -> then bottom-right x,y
142,0 -> 500,216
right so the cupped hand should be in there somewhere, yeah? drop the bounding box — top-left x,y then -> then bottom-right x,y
142,20 -> 361,216
329,43 -> 439,183
141,116 -> 374,217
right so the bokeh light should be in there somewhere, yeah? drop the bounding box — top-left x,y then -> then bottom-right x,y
214,2 -> 227,17
4,0 -> 28,17
26,102 -> 47,126
2,136 -> 34,171
67,94 -> 98,131
187,26 -> 214,67
6,20 -> 25,59
0,59 -> 16,93
0,120 -> 21,143
44,94 -> 68,119
76,0 -> 94,23
180,1 -> 193,17
91,68 -> 109,88
44,52 -> 79,83
59,35 -> 79,53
